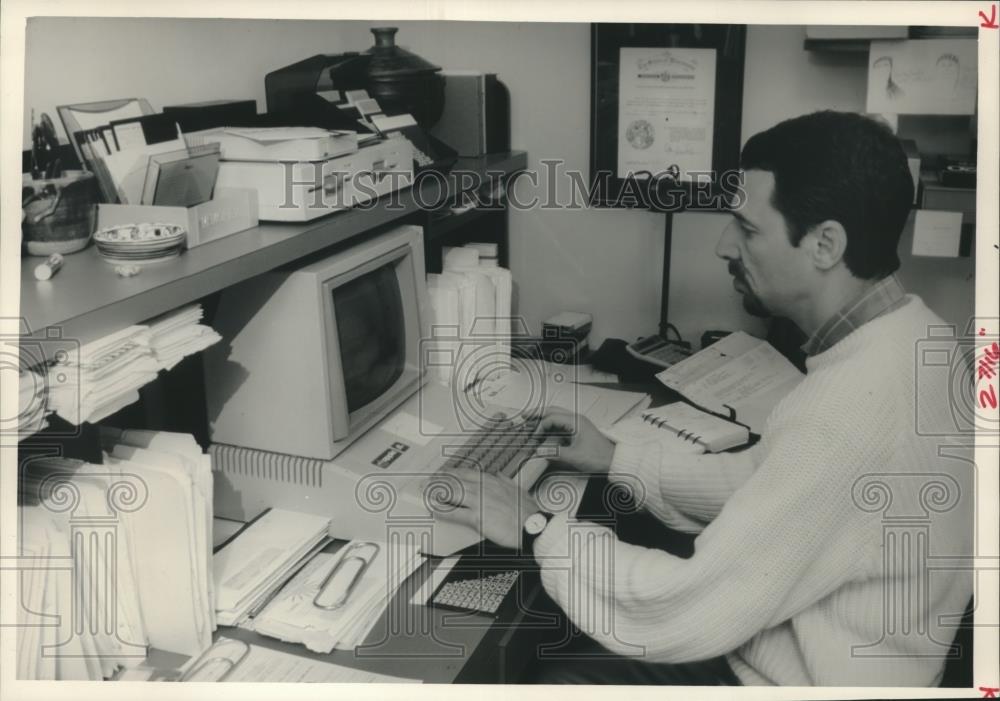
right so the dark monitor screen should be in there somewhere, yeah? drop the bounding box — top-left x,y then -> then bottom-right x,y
332,262 -> 406,414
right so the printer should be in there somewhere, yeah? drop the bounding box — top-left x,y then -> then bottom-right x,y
197,127 -> 414,222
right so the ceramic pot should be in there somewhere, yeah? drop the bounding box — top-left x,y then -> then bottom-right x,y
364,27 -> 445,128
22,170 -> 98,256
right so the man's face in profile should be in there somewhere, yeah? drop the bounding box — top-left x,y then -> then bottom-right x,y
716,170 -> 813,319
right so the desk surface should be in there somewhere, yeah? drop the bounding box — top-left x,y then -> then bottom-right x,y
149,528 -> 558,684
214,549 -> 554,684
19,152 -> 527,345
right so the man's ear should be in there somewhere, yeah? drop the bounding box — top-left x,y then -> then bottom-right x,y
806,220 -> 848,271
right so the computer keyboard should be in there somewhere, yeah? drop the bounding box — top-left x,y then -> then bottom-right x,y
430,570 -> 520,616
438,412 -> 542,478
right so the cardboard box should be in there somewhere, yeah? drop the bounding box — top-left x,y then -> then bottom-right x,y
97,187 -> 258,248
919,172 -> 976,224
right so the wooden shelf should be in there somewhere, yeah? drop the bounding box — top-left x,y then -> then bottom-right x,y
803,26 -> 976,53
19,152 -> 526,345
803,38 -> 872,53
424,205 -> 503,242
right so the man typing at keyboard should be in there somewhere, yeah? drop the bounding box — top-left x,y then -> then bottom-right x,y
431,111 -> 973,687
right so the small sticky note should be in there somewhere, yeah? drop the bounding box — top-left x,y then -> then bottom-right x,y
912,210 -> 963,258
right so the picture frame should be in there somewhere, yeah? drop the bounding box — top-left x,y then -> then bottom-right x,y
590,24 -> 746,210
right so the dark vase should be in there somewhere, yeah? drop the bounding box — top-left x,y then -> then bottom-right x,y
364,27 -> 445,128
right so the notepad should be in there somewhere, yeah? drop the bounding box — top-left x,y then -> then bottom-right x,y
655,331 -> 804,435
639,403 -> 749,453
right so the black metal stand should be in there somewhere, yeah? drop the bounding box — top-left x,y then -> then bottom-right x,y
658,211 -> 674,340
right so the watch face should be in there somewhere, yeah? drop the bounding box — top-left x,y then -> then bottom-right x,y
524,512 -> 549,536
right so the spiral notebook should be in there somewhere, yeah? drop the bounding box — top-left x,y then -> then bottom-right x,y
639,402 -> 749,453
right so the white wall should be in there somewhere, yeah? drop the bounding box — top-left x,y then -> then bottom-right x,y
736,25 -> 974,330
25,18 -> 354,136
22,18 -> 974,343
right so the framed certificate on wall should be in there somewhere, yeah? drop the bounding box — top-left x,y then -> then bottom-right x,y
590,24 -> 746,210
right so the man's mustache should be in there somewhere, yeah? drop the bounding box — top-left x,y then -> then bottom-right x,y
728,262 -> 746,282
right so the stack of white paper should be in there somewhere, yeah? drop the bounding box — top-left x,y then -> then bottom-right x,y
213,509 -> 332,627
146,305 -> 222,371
251,540 -> 424,654
98,430 -> 216,659
46,326 -> 159,425
18,457 -> 155,679
18,433 -> 217,679
105,429 -> 217,647
44,304 -> 221,426
17,504 -> 108,680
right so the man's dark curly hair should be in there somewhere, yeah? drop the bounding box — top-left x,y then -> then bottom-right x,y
740,111 -> 914,279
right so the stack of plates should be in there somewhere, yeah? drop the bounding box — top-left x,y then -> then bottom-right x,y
94,223 -> 186,265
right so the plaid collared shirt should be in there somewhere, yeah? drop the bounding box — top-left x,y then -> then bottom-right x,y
801,274 -> 908,356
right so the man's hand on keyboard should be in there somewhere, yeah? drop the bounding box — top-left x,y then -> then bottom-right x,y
532,409 -> 615,475
425,470 -> 539,551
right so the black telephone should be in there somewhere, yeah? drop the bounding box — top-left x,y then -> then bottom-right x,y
625,334 -> 692,370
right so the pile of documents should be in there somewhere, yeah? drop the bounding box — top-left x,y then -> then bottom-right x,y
103,429 -> 216,656
147,305 -> 222,371
46,325 -> 159,425
654,331 -> 804,435
213,509 -> 332,627
44,304 -> 220,425
17,500 -> 122,680
16,430 -> 215,680
249,539 -> 425,654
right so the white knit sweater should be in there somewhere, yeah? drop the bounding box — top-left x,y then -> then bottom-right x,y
534,296 -> 974,686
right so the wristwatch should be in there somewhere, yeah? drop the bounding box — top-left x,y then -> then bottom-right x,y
522,510 -> 554,554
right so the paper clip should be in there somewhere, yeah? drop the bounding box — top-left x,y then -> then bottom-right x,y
179,638 -> 250,682
313,541 -> 380,610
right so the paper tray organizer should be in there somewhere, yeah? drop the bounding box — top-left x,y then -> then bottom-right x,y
96,187 -> 259,248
